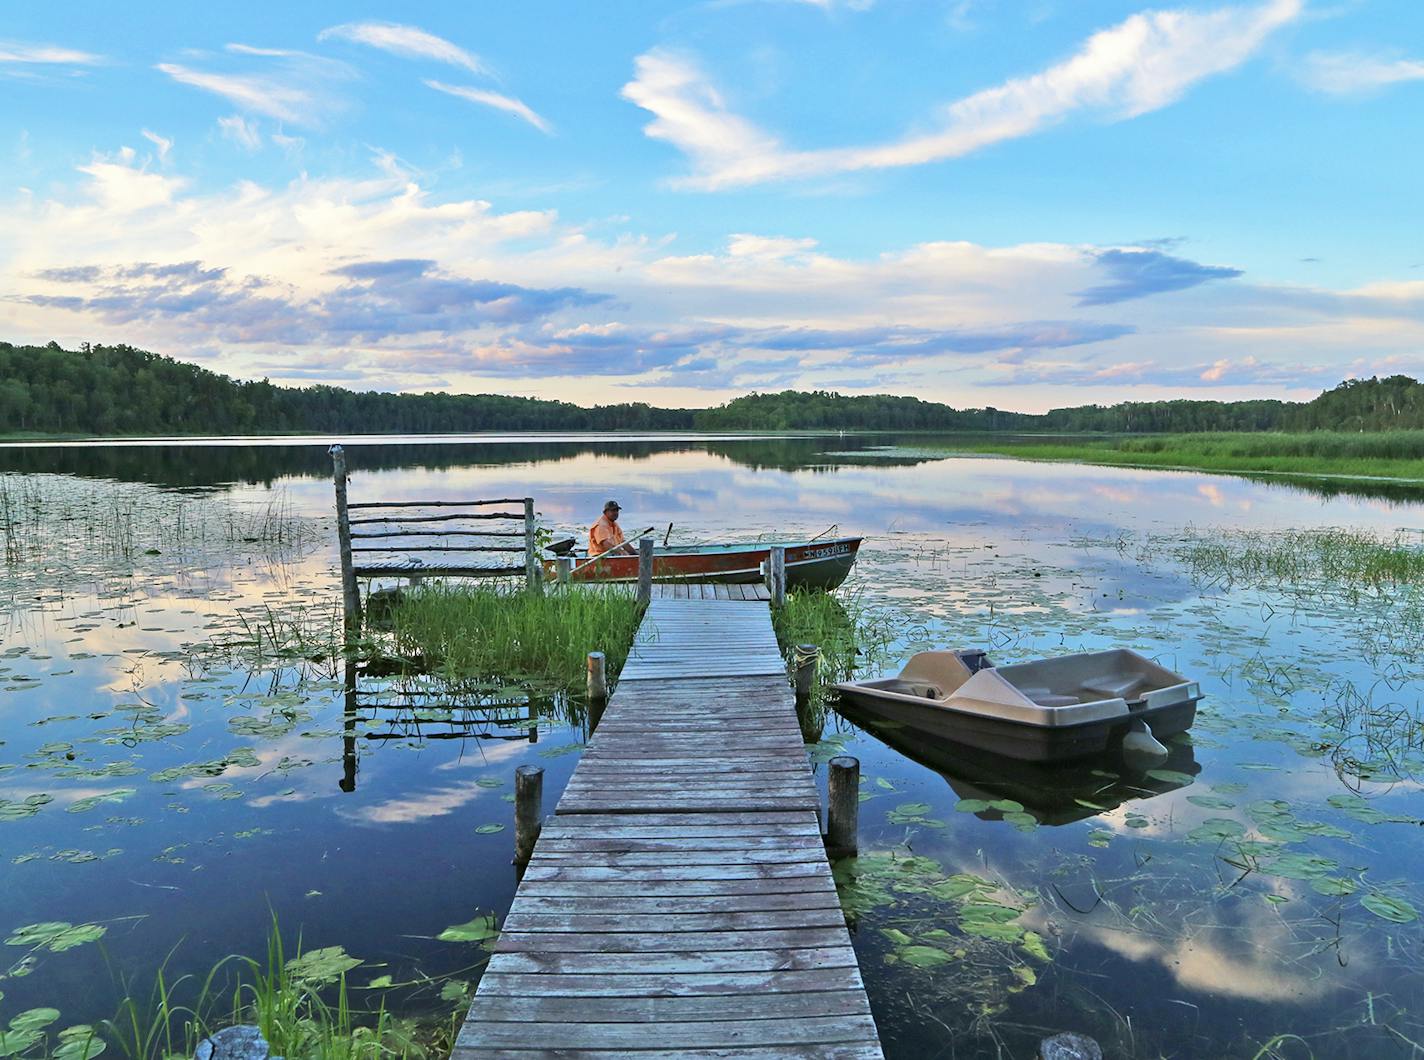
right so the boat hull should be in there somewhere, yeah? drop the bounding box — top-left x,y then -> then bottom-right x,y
835,685 -> 1198,762
545,537 -> 861,589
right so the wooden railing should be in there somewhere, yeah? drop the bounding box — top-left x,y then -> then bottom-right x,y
331,446 -> 541,623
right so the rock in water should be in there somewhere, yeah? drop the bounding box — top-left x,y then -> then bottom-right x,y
194,1025 -> 276,1060
1040,1032 -> 1103,1060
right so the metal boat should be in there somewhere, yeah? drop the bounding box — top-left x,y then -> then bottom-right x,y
833,648 -> 1201,762
544,536 -> 862,589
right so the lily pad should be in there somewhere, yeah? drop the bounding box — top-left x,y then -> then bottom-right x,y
1145,769 -> 1195,786
1361,893 -> 1419,924
475,823 -> 505,834
285,946 -> 360,986
954,798 -> 992,813
439,914 -> 499,943
5,922 -> 106,952
899,945 -> 954,967
1187,818 -> 1246,844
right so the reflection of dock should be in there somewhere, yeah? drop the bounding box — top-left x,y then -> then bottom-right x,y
453,596 -> 883,1057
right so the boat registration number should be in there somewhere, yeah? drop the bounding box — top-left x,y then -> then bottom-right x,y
804,543 -> 850,560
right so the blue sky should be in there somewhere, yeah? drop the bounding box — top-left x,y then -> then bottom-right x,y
2,0 -> 1422,410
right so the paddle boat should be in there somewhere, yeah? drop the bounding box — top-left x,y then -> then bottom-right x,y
543,535 -> 862,589
833,648 -> 1201,762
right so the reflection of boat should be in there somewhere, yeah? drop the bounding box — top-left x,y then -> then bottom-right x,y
543,537 -> 862,589
833,648 -> 1201,762
844,709 -> 1201,826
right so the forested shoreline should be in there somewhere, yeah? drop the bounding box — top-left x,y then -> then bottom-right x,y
3,340 -> 1424,436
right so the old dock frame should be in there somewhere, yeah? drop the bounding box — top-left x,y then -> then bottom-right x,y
454,589 -> 883,1057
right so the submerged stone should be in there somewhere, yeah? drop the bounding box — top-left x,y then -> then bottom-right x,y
1039,1032 -> 1103,1060
193,1025 -> 280,1060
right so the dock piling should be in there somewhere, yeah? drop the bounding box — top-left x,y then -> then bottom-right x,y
555,556 -> 573,585
587,651 -> 607,701
794,643 -> 819,702
826,755 -> 860,858
769,545 -> 787,606
523,498 -> 542,595
637,535 -> 654,606
513,765 -> 544,865
330,445 -> 361,629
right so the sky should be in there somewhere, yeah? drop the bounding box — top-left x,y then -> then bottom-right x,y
1,0 -> 1421,412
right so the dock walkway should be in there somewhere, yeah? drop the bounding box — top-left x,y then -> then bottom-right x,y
453,594 -> 883,1057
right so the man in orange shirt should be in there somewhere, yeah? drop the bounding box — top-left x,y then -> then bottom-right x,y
588,500 -> 631,557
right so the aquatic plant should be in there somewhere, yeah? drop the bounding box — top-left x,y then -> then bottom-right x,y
96,920 -> 468,1060
386,582 -> 642,694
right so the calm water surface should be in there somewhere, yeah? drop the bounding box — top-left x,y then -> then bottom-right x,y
1,435 -> 1422,1059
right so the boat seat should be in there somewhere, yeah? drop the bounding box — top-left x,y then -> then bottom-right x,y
1080,675 -> 1144,699
1015,686 -> 1080,708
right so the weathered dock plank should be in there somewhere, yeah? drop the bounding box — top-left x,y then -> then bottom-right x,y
454,597 -> 882,1059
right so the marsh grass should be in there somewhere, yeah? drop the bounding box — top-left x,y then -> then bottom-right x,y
942,431 -> 1424,481
773,588 -> 906,736
1172,527 -> 1424,589
388,583 -> 642,693
0,474 -> 322,567
102,920 -> 460,1060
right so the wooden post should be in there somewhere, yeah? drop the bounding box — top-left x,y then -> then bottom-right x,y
523,498 -> 542,595
556,556 -> 573,585
637,535 -> 654,606
513,765 -> 544,865
769,545 -> 787,607
587,651 -> 607,700
826,755 -> 859,858
795,643 -> 819,701
587,651 -> 608,731
330,445 -> 360,628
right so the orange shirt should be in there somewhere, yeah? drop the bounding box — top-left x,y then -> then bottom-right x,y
588,514 -> 626,557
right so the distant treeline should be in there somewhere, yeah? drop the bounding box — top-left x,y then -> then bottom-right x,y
3,340 -> 1424,436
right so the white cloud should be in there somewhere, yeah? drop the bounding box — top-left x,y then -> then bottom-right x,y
623,0 -> 1302,189
2,149 -> 1420,406
0,41 -> 102,65
141,129 -> 173,163
1297,50 -> 1424,96
217,115 -> 262,150
155,47 -> 351,126
424,79 -> 552,133
319,21 -> 487,75
157,63 -> 313,122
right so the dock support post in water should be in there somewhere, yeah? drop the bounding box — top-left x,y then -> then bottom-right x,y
795,642 -> 819,702
523,498 -> 542,595
826,755 -> 860,858
586,650 -> 607,702
330,445 -> 361,630
769,544 -> 787,607
637,535 -> 654,606
513,765 -> 544,865
555,556 -> 573,584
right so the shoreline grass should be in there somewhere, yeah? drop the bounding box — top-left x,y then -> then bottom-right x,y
936,431 -> 1424,482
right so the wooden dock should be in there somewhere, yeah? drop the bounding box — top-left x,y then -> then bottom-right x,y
453,594 -> 883,1058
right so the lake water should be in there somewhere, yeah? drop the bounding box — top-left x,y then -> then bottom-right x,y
1,435 -> 1422,1059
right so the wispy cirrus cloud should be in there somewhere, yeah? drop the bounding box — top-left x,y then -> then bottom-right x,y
1297,49 -> 1424,96
0,40 -> 102,66
623,0 -> 1302,189
1076,249 -> 1242,306
425,80 -> 552,133
318,21 -> 487,75
156,45 -> 352,126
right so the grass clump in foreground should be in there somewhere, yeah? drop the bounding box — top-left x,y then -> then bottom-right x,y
387,583 -> 642,693
943,431 -> 1424,481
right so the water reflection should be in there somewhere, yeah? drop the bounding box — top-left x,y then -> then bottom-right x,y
846,710 -> 1200,826
5,437 -> 1424,1059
